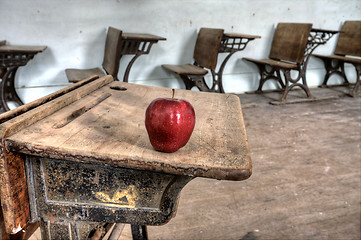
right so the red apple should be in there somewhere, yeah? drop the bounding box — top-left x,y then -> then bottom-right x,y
145,91 -> 196,153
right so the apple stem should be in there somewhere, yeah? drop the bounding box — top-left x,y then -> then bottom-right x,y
172,89 -> 175,99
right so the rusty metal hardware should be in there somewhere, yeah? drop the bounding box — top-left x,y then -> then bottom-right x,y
211,34 -> 260,93
0,44 -> 46,112
26,156 -> 193,239
244,25 -> 338,104
119,34 -> 166,83
312,21 -> 361,97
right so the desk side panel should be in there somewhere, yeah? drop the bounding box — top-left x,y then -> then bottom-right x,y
0,75 -> 114,233
0,149 -> 30,234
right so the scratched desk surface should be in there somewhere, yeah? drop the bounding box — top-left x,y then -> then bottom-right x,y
5,77 -> 251,181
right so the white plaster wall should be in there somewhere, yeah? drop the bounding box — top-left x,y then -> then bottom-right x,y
1,0 -> 360,107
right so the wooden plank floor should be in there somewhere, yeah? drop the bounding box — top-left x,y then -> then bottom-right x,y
31,86 -> 360,239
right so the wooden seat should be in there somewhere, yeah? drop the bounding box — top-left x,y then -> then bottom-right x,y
65,27 -> 122,83
312,21 -> 361,96
245,58 -> 299,70
243,23 -> 313,103
163,64 -> 208,76
162,28 -> 224,92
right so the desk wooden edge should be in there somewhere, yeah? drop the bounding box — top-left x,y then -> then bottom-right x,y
243,57 -> 298,69
312,54 -> 361,64
223,33 -> 261,39
4,138 -> 252,182
0,45 -> 47,54
0,75 -> 113,234
2,77 -> 251,182
121,33 -> 166,41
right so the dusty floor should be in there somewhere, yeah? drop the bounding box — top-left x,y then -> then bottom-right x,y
31,86 -> 360,240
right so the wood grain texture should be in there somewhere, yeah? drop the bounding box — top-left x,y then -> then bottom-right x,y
335,21 -> 361,57
121,33 -> 166,41
312,54 -> 361,65
102,27 -> 123,76
0,75 -> 113,234
0,150 -> 30,234
0,75 -> 100,123
65,68 -> 105,83
223,33 -> 261,39
161,64 -> 208,75
5,81 -> 251,181
269,23 -> 312,64
243,58 -> 298,69
0,45 -> 46,53
193,28 -> 224,70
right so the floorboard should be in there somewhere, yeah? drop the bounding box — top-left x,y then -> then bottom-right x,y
144,87 -> 361,240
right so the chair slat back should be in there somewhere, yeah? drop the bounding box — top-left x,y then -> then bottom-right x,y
102,27 -> 123,77
193,28 -> 224,70
335,21 -> 361,57
269,23 -> 312,64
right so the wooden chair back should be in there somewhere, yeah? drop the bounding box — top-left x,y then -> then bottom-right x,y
102,27 -> 123,77
269,23 -> 312,64
193,28 -> 224,70
334,21 -> 361,57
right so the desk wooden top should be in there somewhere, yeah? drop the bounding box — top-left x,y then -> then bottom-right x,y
223,33 -> 261,39
4,76 -> 251,181
0,45 -> 47,53
121,33 -> 166,41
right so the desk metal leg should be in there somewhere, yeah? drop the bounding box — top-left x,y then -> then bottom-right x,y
120,40 -> 159,83
180,74 -> 212,92
40,218 -> 103,240
350,64 -> 360,97
122,54 -> 143,83
254,64 -> 285,93
213,51 -> 238,93
0,66 -> 24,111
269,67 -> 315,105
316,58 -> 360,97
320,60 -> 350,87
279,69 -> 313,103
131,225 -> 148,240
40,220 -> 148,240
211,71 -> 224,93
